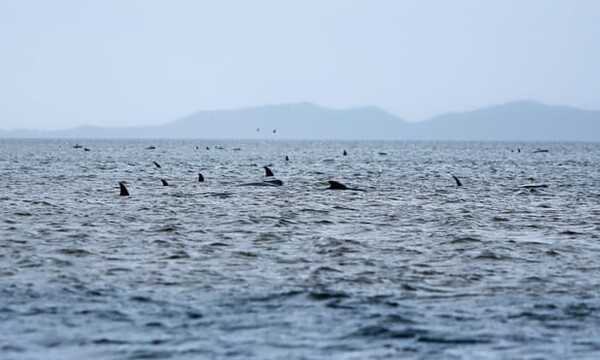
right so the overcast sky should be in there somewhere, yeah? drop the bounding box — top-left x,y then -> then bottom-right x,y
1,1 -> 598,130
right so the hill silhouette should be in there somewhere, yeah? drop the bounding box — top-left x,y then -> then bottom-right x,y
1,101 -> 599,141
412,101 -> 600,141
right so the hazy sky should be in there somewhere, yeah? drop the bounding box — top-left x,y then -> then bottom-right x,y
1,1 -> 598,130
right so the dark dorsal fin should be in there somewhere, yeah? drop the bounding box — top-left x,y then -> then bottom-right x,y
153,161 -> 161,168
119,182 -> 129,196
328,180 -> 348,190
198,173 -> 204,182
343,149 -> 348,156
452,174 -> 463,187
161,179 -> 169,186
285,155 -> 289,162
264,166 -> 274,177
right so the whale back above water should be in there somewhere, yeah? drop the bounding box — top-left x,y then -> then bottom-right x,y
520,183 -> 548,189
326,180 -> 366,192
238,179 -> 283,187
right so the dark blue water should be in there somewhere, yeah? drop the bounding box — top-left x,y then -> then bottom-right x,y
1,139 -> 599,359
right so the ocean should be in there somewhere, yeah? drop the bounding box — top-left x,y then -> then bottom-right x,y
1,139 -> 599,359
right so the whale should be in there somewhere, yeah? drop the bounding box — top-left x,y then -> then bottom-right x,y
198,173 -> 205,182
520,183 -> 548,189
161,179 -> 169,186
153,161 -> 161,168
264,166 -> 274,177
326,180 -> 365,192
237,179 -> 283,187
119,182 -> 129,196
452,174 -> 463,187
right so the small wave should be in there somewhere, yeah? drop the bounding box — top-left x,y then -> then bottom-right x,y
312,266 -> 342,274
165,250 -> 190,259
14,211 -> 33,216
417,334 -> 491,344
308,290 -> 349,301
155,224 -> 179,233
545,249 -> 561,257
234,251 -> 258,258
314,220 -> 335,225
57,248 -> 94,257
473,250 -> 510,261
130,295 -> 153,303
92,338 -> 130,345
253,233 -> 283,243
384,313 -> 417,324
75,309 -> 132,323
345,325 -> 427,340
446,236 -> 482,244
208,242 -> 229,247
247,290 -> 303,303
560,230 -> 584,236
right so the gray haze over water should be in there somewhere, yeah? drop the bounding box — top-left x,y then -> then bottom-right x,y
1,139 -> 599,359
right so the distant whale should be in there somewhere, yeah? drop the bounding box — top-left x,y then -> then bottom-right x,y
161,179 -> 169,186
119,182 -> 129,196
326,180 -> 365,192
452,174 -> 463,187
532,149 -> 549,153
153,161 -> 161,168
264,166 -> 274,177
237,179 -> 283,187
198,173 -> 204,182
520,183 -> 548,189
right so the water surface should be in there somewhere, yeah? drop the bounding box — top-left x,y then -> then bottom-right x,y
1,139 -> 599,359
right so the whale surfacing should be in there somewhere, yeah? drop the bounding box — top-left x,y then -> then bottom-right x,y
198,173 -> 205,182
520,183 -> 548,189
326,180 -> 365,192
153,161 -> 162,168
238,179 -> 283,187
161,179 -> 169,186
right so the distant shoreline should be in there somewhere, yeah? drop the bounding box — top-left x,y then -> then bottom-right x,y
1,101 -> 599,141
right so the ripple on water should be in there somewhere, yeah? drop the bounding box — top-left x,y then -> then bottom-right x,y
1,140 -> 599,359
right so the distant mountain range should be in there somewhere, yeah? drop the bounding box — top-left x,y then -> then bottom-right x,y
2,101 -> 599,141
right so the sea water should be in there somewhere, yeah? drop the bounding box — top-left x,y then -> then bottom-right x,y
1,139 -> 599,359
